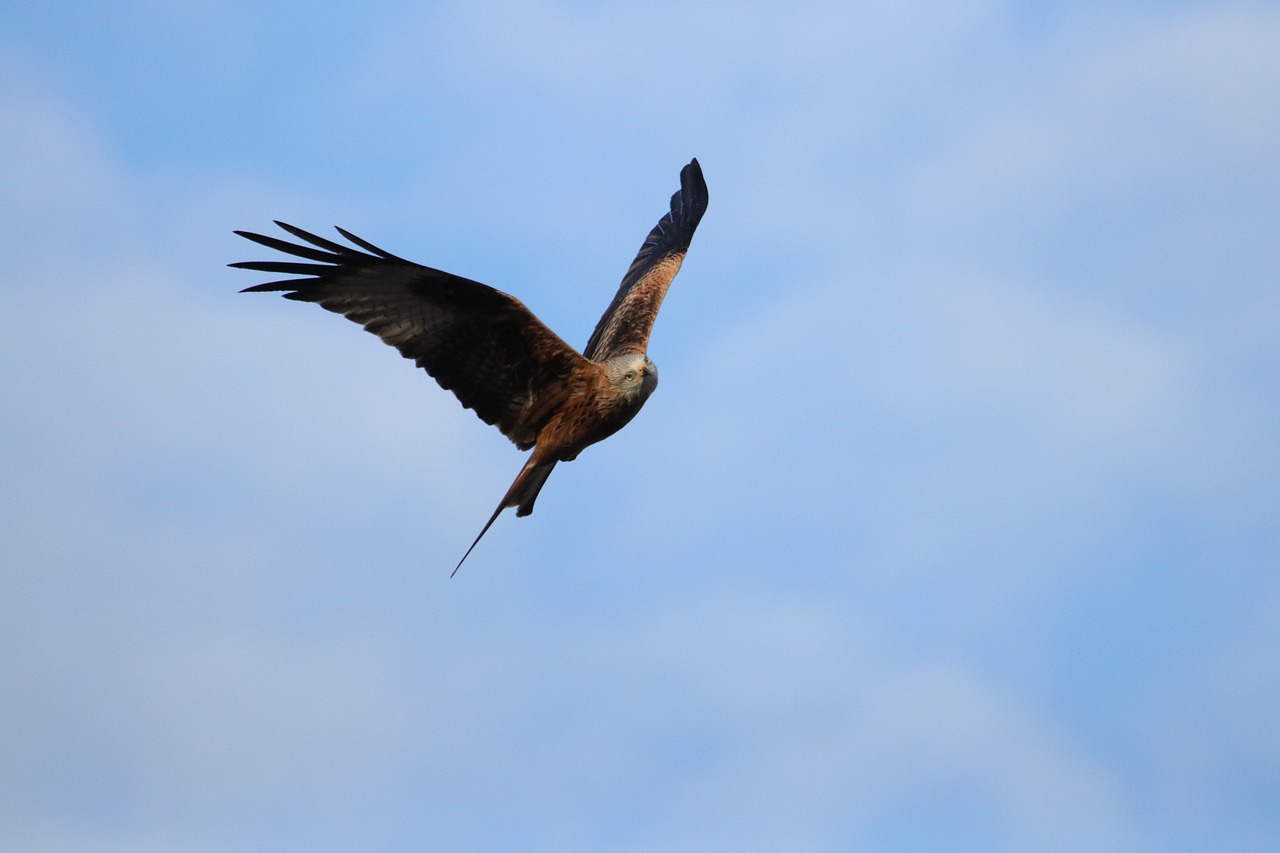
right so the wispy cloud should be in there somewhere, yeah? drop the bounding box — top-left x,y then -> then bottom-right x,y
2,1 -> 1278,849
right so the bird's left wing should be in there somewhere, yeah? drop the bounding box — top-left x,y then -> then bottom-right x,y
232,222 -> 587,449
583,159 -> 709,362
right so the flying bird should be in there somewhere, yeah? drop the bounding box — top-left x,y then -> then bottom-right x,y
232,158 -> 708,574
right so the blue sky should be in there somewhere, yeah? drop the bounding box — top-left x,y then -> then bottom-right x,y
2,1 -> 1278,850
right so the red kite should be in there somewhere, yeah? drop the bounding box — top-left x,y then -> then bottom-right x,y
233,159 -> 708,573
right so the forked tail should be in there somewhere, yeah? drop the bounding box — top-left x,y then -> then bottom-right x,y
451,457 -> 559,576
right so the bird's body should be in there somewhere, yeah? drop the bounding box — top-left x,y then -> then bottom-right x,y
233,159 -> 707,572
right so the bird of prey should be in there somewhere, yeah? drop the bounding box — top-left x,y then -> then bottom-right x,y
232,158 -> 708,574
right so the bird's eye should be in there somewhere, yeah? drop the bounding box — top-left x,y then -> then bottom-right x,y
624,371 -> 637,382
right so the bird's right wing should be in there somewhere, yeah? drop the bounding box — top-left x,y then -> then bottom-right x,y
232,222 -> 587,449
583,159 -> 708,361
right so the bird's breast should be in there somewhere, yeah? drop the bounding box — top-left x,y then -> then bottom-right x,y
538,378 -> 648,462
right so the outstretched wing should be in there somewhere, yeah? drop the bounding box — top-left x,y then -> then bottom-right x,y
232,222 -> 590,449
583,158 -> 709,362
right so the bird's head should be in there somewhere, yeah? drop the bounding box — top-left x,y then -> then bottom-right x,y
605,354 -> 659,401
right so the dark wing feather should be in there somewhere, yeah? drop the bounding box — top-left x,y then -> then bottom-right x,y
583,159 -> 709,361
232,222 -> 589,449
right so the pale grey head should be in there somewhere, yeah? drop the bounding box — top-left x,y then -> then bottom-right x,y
603,353 -> 659,404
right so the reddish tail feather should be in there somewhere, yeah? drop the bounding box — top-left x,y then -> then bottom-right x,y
452,457 -> 559,576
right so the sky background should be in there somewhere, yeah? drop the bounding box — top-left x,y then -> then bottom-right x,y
2,1 -> 1278,850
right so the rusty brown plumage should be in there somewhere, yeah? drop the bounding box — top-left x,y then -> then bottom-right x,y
584,160 -> 709,360
232,159 -> 708,573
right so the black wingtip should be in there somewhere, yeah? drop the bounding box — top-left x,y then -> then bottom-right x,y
237,281 -> 294,293
231,221 -> 405,295
681,158 -> 708,209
